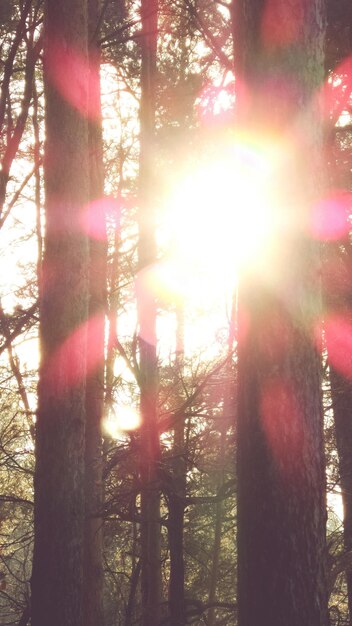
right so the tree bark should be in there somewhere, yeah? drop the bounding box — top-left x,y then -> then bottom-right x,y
137,0 -> 162,624
31,2 -> 90,626
83,1 -> 106,625
234,1 -> 329,625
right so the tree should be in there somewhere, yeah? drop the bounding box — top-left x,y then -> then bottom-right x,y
30,1 -> 90,625
166,307 -> 187,626
137,0 -> 162,624
234,1 -> 329,625
83,1 -> 106,625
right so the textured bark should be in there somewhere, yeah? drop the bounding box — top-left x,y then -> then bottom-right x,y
234,1 -> 328,625
31,2 -> 89,626
167,494 -> 185,626
137,0 -> 162,623
83,1 -> 106,625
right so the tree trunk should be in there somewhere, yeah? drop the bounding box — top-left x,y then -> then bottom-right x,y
31,2 -> 89,626
234,1 -> 329,625
168,306 -> 186,626
137,0 -> 162,624
208,294 -> 236,626
83,1 -> 106,625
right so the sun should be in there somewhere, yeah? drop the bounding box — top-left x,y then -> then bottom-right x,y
103,405 -> 141,439
153,135 -> 280,306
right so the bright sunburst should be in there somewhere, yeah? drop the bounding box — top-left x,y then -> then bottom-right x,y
103,405 -> 141,439
154,135 -> 281,306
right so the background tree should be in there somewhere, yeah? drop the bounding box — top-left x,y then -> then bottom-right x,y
83,1 -> 107,625
137,0 -> 162,624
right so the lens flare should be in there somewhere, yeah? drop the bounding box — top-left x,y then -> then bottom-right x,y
261,0 -> 304,48
322,314 -> 352,379
260,378 -> 305,481
45,38 -> 100,119
44,313 -> 105,396
309,191 -> 351,241
103,405 -> 141,439
156,136 -> 281,306
320,54 -> 352,125
80,196 -> 120,240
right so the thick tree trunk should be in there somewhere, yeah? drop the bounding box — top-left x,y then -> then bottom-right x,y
83,1 -> 106,625
31,2 -> 89,626
234,2 -> 329,625
137,0 -> 162,624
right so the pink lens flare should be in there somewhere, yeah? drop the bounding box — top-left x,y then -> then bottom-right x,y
322,249 -> 352,299
321,54 -> 352,125
260,379 -> 305,478
261,0 -> 304,48
44,313 -> 105,396
45,38 -> 100,119
310,191 -> 351,241
235,308 -> 250,347
42,196 -> 121,239
135,266 -> 158,347
80,197 -> 121,240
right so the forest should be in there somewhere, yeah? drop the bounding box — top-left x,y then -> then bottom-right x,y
0,0 -> 352,625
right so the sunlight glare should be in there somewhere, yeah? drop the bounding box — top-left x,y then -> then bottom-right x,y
103,405 -> 141,439
157,137 -> 279,304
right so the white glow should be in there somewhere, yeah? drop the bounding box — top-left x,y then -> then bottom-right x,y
328,489 -> 343,522
157,138 -> 279,304
103,405 -> 141,439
